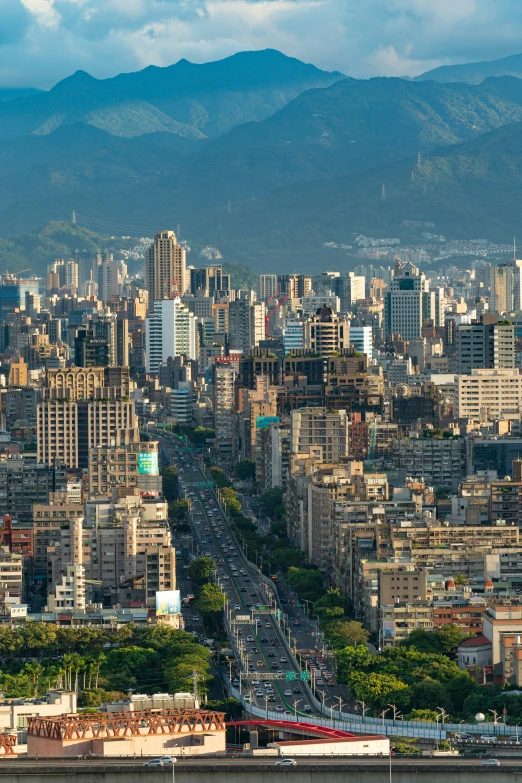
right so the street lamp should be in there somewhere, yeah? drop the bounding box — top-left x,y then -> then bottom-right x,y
516,722 -> 521,743
294,698 -> 302,717
388,704 -> 401,722
381,708 -> 390,728
357,700 -> 368,721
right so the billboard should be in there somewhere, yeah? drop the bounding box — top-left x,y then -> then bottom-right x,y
9,605 -> 27,618
382,621 -> 395,639
256,416 -> 280,430
156,590 -> 181,616
138,451 -> 159,475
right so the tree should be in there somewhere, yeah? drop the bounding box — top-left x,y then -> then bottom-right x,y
286,567 -> 325,602
169,499 -> 190,522
411,680 -> 452,713
272,547 -> 303,569
329,620 -> 369,647
406,709 -> 439,722
235,460 -> 256,481
399,629 -> 440,654
260,488 -> 285,521
347,671 -> 411,711
434,626 -> 473,658
196,583 -> 226,615
188,557 -> 215,585
162,466 -> 179,501
24,663 -> 44,698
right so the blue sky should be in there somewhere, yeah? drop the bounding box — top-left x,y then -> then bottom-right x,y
3,0 -> 522,87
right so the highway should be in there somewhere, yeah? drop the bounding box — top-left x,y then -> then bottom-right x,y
158,432 -> 319,718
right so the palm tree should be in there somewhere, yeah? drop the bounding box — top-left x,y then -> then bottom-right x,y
24,662 -> 44,698
61,654 -> 75,691
94,653 -> 106,690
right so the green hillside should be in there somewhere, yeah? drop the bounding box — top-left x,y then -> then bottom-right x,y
0,221 -> 138,277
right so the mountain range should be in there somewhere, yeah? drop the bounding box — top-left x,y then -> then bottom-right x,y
3,48 -> 522,273
416,52 -> 522,85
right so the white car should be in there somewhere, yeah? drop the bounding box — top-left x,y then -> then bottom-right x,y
284,689 -> 292,696
275,759 -> 296,766
480,736 -> 497,743
276,705 -> 283,712
234,605 -> 241,611
143,757 -> 175,767
482,759 -> 500,766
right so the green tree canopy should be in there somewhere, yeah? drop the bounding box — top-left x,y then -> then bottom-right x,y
235,460 -> 256,481
328,620 -> 370,648
187,557 -> 215,585
196,583 -> 226,615
162,466 -> 179,501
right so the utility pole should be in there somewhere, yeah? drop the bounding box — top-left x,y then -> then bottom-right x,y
72,210 -> 76,225
381,184 -> 386,202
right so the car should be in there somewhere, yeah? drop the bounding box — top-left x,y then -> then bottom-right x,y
248,665 -> 255,672
265,623 -> 271,628
509,735 -> 520,742
244,577 -> 250,582
204,552 -> 211,556
233,572 -> 239,577
268,696 -> 276,702
246,603 -> 253,608
251,648 -> 258,653
268,652 -> 276,658
271,662 -> 279,669
293,688 -> 300,694
234,605 -> 241,611
292,620 -> 300,626
316,679 -> 324,686
240,587 -> 247,592
256,691 -> 264,697
275,759 -> 297,767
143,757 -> 175,767
257,661 -> 263,667
480,736 -> 497,743
303,705 -> 312,712
275,705 -> 283,712
244,695 -> 251,702
284,690 -> 292,696
454,733 -> 473,740
247,636 -> 254,642
482,759 -> 500,766
261,637 -> 269,643
192,616 -> 199,621
280,657 -> 288,663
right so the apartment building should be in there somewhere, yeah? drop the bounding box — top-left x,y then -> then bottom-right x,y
380,601 -> 434,647
456,313 -> 515,374
389,436 -> 466,488
0,456 -> 66,518
88,438 -> 161,496
290,407 -> 350,464
33,499 -> 84,578
303,305 -> 349,356
455,368 -> 522,421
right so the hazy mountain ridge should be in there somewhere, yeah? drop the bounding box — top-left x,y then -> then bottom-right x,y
416,52 -> 522,84
0,50 -> 343,140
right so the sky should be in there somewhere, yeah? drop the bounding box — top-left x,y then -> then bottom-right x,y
2,0 -> 522,88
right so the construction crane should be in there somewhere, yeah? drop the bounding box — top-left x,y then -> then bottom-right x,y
3,268 -> 31,280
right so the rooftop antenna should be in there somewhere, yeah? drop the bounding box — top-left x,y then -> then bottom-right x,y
411,171 -> 415,183
381,184 -> 386,202
417,152 -> 422,167
72,210 -> 76,225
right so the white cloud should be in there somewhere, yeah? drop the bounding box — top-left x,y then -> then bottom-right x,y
1,0 -> 522,87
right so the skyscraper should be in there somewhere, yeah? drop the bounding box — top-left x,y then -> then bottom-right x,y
145,298 -> 198,374
145,230 -> 187,312
228,295 -> 266,354
257,274 -> 278,302
384,260 -> 434,340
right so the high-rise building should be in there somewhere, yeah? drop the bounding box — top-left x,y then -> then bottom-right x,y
145,297 -> 198,374
348,326 -> 372,356
456,313 -> 515,374
212,357 -> 240,462
277,275 -> 312,299
303,305 -> 349,356
228,295 -> 265,354
37,367 -> 136,469
491,264 -> 513,314
384,260 -> 434,340
257,274 -> 278,302
74,329 -> 110,367
189,266 -> 229,296
65,260 -> 79,291
98,257 -> 127,302
145,230 -> 187,311
283,318 -> 304,355
336,273 -> 365,310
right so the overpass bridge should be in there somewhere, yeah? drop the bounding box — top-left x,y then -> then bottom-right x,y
0,758 -> 516,782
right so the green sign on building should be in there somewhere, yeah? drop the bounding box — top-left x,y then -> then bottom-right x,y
138,451 -> 159,475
